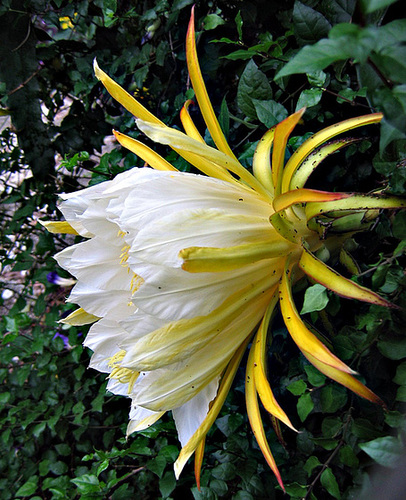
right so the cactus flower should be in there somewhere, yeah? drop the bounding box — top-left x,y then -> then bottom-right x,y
43,8 -> 405,490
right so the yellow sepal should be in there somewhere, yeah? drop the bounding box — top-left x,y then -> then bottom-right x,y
59,308 -> 100,325
299,247 -> 393,307
39,220 -> 79,235
279,257 -> 356,374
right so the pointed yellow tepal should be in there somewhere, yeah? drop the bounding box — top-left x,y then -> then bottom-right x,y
186,7 -> 237,161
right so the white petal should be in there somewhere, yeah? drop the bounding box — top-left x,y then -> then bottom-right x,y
68,281 -> 135,319
127,208 -> 272,267
127,406 -> 165,435
55,237 -> 132,291
130,258 -> 278,321
129,289 -> 271,411
108,170 -> 267,242
172,377 -> 219,447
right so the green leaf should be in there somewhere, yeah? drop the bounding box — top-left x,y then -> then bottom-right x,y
321,468 -> 341,499
15,476 -> 39,497
252,99 -> 288,128
147,455 -> 166,478
211,462 -> 236,481
304,456 -> 321,476
96,459 -> 109,476
320,385 -> 347,413
284,483 -> 307,497
359,436 -> 403,467
297,392 -> 314,422
360,0 -> 399,14
234,492 -> 254,500
287,379 -> 307,396
392,210 -> 406,239
339,445 -> 359,467
0,391 -> 10,404
237,60 -> 272,119
49,461 -> 68,475
394,362 -> 406,385
293,1 -> 332,45
71,474 -> 101,494
395,386 -> 406,402
235,11 -> 243,40
295,88 -> 323,111
322,417 -> 342,438
202,14 -> 225,31
159,471 -> 176,499
377,337 -> 406,360
304,364 -> 326,387
276,39 -> 352,78
301,284 -> 329,314
191,486 -> 217,500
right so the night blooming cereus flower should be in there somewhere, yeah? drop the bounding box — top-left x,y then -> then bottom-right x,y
42,9 -> 406,490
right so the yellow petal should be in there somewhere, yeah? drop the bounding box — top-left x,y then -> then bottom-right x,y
273,189 -> 351,213
279,257 -> 356,374
39,220 -> 79,235
272,108 -> 306,195
288,138 -> 360,191
136,119 -> 272,198
281,113 -> 383,193
180,240 -> 293,273
253,290 -> 297,431
253,127 -> 276,195
113,130 -> 177,171
246,338 -> 285,491
304,351 -> 384,406
186,8 -> 237,160
298,247 -> 394,307
305,193 -> 406,220
180,100 -> 205,143
60,307 -> 100,325
94,59 -> 163,125
174,336 -> 251,478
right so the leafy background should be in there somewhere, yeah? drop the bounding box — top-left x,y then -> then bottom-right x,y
1,0 -> 405,498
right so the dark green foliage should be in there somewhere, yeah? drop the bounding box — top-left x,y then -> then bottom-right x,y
1,0 -> 406,498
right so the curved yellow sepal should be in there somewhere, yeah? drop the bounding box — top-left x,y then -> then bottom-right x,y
304,351 -> 384,406
39,220 -> 79,235
288,138 -> 360,191
305,193 -> 406,220
59,307 -> 100,325
299,247 -> 394,307
272,108 -> 306,195
136,119 -> 272,198
246,339 -> 285,491
194,437 -> 205,491
279,258 -> 356,374
113,130 -> 177,171
253,127 -> 276,195
281,113 -> 383,194
180,100 -> 205,143
186,8 -> 237,160
180,239 -> 293,273
253,292 -> 298,432
94,59 -> 163,125
273,188 -> 351,213
174,336 -> 251,479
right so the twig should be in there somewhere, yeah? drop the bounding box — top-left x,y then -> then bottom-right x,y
8,63 -> 44,96
107,467 -> 145,497
12,19 -> 31,52
304,409 -> 353,499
